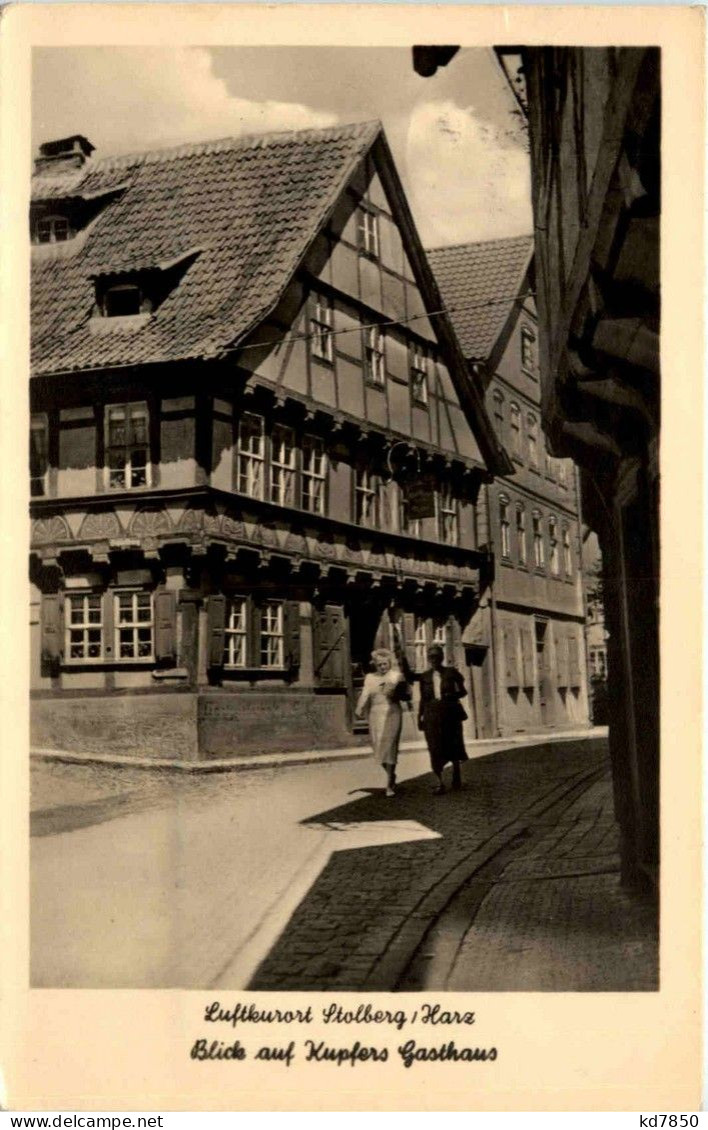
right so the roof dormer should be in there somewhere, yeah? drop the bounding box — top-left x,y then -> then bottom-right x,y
34,135 -> 94,175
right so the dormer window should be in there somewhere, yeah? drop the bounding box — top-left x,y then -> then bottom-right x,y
102,283 -> 152,318
35,215 -> 71,244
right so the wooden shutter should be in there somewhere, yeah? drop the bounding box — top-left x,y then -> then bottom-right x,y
502,624 -> 519,687
568,633 -> 581,688
520,625 -> 534,688
154,590 -> 176,665
282,600 -> 301,672
206,594 -> 226,669
40,592 -> 64,673
556,632 -> 569,688
312,604 -> 346,687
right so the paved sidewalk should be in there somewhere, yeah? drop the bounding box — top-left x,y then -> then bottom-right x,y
247,736 -> 657,992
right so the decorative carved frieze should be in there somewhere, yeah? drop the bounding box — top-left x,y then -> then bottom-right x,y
32,515 -> 71,544
79,511 -> 122,541
130,508 -> 171,538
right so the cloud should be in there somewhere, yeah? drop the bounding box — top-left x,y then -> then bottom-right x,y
32,47 -> 338,158
404,100 -> 532,246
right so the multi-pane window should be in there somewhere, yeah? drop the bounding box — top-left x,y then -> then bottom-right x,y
237,413 -> 265,500
106,402 -> 149,490
410,346 -> 429,405
270,424 -> 296,507
35,215 -> 70,244
115,591 -> 153,660
521,326 -> 536,372
527,413 -> 539,467
432,621 -> 453,665
355,466 -> 379,527
532,512 -> 545,568
437,484 -> 459,546
516,505 -> 527,565
492,391 -> 504,438
563,526 -> 573,575
365,325 -> 385,386
30,414 -> 49,498
499,498 -> 511,559
224,598 -> 248,669
310,293 -> 334,364
413,617 -> 428,673
549,517 -> 560,574
510,403 -> 521,457
399,486 -> 421,538
590,648 -> 607,678
302,434 -> 326,515
260,601 -> 284,668
358,208 -> 379,258
66,593 -> 103,662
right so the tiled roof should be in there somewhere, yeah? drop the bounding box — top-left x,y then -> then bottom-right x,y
427,236 -> 533,361
31,121 -> 381,375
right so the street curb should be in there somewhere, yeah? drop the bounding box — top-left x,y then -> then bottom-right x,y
362,761 -> 609,992
30,727 -> 607,774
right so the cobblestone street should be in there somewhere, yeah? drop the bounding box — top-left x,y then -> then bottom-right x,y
31,733 -> 657,992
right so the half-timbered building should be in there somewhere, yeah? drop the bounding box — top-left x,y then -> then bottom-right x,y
30,122 -> 510,760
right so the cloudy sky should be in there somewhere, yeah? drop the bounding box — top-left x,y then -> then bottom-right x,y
32,46 -> 531,248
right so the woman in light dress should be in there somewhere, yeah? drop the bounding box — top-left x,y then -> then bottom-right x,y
355,647 -> 408,797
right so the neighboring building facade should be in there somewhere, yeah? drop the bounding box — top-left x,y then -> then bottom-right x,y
583,531 -> 608,725
414,44 -> 660,890
29,123 -> 510,761
429,238 -> 590,738
496,47 -> 660,890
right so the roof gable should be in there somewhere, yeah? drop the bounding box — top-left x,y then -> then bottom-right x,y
427,235 -> 533,362
31,122 -> 380,376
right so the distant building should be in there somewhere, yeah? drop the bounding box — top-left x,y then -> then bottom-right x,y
583,531 -> 608,725
429,237 -> 590,737
29,123 -> 509,761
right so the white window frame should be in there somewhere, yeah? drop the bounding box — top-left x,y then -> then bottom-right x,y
35,214 -> 70,244
355,466 -> 379,527
310,293 -> 334,364
549,517 -> 560,575
30,413 -> 49,498
113,589 -> 154,662
236,413 -> 266,500
105,402 -> 150,491
432,621 -> 453,666
358,207 -> 379,259
302,434 -> 327,515
260,600 -> 285,669
500,498 -> 511,559
410,346 -> 429,405
532,512 -> 545,568
516,504 -> 527,565
224,597 -> 248,669
365,325 -> 385,386
437,484 -> 459,546
65,592 -> 104,664
270,424 -> 296,507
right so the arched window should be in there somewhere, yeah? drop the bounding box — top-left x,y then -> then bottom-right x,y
532,510 -> 544,568
527,413 -> 539,467
515,504 -> 527,564
549,516 -> 560,575
499,495 -> 511,559
510,402 -> 521,457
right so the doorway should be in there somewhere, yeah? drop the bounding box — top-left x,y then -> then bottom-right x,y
535,619 -> 549,727
466,645 -> 494,738
347,592 -> 387,732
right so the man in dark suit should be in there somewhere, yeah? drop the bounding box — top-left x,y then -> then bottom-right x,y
418,644 -> 469,794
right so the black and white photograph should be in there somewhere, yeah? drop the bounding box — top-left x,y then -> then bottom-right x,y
28,40 -> 661,998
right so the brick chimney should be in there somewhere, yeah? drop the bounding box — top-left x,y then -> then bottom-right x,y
34,135 -> 94,175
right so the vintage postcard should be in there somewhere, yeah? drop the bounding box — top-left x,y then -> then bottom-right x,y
0,2 -> 703,1112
